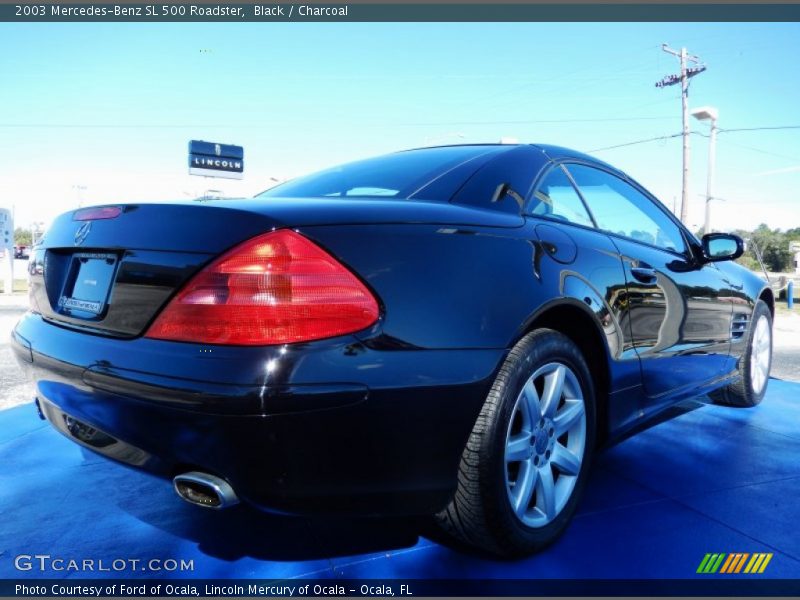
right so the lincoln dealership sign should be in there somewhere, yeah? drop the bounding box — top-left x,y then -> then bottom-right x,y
188,140 -> 244,180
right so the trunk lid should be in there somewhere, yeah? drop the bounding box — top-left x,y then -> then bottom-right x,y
31,199 -> 521,338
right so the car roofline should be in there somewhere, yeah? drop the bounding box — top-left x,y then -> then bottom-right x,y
398,143 -> 614,168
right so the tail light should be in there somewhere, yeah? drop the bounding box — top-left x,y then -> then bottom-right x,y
145,230 -> 379,346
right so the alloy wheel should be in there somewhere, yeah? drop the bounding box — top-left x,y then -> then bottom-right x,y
504,362 -> 587,528
750,314 -> 771,395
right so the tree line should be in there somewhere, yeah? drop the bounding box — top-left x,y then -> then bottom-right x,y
733,224 -> 800,274
14,227 -> 32,247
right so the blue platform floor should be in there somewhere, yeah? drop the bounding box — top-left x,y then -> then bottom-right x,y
1,379 -> 799,580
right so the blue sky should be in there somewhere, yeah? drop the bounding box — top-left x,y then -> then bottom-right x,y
1,22 -> 798,232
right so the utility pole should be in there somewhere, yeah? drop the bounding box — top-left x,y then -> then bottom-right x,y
656,44 -> 706,226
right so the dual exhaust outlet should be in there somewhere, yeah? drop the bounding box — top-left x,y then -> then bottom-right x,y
173,472 -> 239,509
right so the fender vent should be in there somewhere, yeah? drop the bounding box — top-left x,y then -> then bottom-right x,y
731,313 -> 749,342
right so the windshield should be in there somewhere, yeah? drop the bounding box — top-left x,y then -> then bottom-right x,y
257,146 -> 498,201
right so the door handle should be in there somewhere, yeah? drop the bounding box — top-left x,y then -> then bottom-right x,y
631,267 -> 658,284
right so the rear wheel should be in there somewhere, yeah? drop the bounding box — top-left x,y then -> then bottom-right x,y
711,299 -> 773,407
436,329 -> 596,557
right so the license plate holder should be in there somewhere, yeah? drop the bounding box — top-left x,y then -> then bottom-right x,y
57,252 -> 118,318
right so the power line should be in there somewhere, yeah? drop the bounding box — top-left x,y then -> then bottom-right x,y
693,131 -> 800,163
0,124 -> 243,129
588,133 -> 683,153
0,116 -> 680,129
395,116 -> 677,127
718,139 -> 800,163
1,121 -> 794,133
719,125 -> 800,133
591,127 -> 800,157
442,44 -> 663,118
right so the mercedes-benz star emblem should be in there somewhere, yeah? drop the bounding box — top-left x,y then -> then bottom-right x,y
74,221 -> 92,246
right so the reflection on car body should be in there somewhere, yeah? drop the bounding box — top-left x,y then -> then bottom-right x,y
13,143 -> 773,556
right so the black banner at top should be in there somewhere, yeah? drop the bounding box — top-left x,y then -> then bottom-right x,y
4,3 -> 800,22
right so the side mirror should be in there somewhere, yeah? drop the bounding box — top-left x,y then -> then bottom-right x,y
701,233 -> 744,262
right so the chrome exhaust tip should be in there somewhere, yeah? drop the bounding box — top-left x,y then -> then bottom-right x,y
173,471 -> 239,509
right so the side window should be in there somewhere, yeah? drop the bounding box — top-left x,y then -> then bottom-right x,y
529,165 -> 594,228
565,164 -> 686,253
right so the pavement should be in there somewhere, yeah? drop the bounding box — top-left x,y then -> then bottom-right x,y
0,297 -> 31,411
773,309 -> 800,382
0,294 -> 798,584
0,380 -> 798,582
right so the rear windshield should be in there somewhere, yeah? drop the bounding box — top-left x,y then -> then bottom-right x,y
257,146 -> 499,201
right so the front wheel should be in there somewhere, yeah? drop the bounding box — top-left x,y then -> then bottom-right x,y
436,329 -> 596,557
711,299 -> 773,407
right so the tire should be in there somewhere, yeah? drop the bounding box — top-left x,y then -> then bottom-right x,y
436,329 -> 596,557
710,299 -> 773,408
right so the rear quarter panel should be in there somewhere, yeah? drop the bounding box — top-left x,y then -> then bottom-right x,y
303,219 -> 644,438
302,222 -> 537,350
302,220 -> 637,379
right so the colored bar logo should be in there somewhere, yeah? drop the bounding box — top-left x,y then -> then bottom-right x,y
697,553 -> 773,574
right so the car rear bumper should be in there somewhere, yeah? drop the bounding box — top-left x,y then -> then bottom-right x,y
12,312 -> 503,516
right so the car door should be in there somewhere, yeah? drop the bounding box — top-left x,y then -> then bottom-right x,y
563,163 -> 734,410
526,164 -> 644,432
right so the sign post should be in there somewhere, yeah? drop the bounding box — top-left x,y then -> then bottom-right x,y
188,140 -> 244,180
0,208 -> 13,295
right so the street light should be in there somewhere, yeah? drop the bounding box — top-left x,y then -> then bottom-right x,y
72,184 -> 87,208
691,106 -> 718,235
